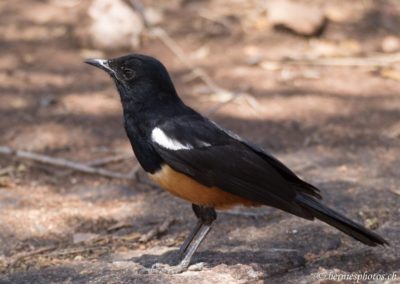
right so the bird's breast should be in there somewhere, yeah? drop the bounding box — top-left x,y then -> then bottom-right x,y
148,165 -> 259,209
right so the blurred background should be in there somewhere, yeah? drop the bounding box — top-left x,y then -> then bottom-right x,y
0,0 -> 399,283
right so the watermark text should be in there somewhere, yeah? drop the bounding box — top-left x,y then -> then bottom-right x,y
313,271 -> 397,282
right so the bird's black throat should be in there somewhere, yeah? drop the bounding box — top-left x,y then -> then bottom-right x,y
115,80 -> 193,174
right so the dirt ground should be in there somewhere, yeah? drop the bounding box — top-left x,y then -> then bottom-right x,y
0,0 -> 399,283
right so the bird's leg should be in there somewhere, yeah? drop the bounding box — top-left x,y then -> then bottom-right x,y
177,219 -> 203,257
176,221 -> 212,269
177,204 -> 217,256
174,205 -> 217,270
152,205 -> 216,274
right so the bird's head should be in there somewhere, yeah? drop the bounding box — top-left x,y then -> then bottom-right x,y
85,54 -> 180,110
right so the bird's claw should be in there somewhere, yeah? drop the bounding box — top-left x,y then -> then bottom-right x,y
187,262 -> 205,271
151,262 -> 187,274
150,262 -> 205,274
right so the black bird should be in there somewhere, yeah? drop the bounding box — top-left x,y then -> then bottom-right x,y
85,54 -> 388,272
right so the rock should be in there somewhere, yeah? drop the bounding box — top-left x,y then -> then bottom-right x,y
267,1 -> 325,36
144,7 -> 164,26
87,0 -> 144,50
381,35 -> 400,53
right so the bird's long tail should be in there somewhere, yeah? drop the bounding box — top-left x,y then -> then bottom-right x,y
296,194 -> 389,246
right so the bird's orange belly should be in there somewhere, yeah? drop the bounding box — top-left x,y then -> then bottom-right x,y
149,165 -> 259,209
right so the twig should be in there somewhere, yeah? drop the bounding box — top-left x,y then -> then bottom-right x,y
129,0 -> 148,26
128,0 -> 259,116
205,92 -> 243,116
7,246 -> 57,265
266,248 -> 298,252
54,153 -> 135,177
48,247 -> 101,257
87,154 -> 132,167
127,163 -> 142,179
264,53 -> 400,67
107,221 -> 134,232
150,28 -> 228,94
0,146 -> 135,180
150,27 -> 261,116
198,12 -> 232,32
129,0 -> 241,110
139,217 -> 175,243
137,175 -> 161,190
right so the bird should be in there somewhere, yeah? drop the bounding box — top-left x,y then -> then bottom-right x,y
85,54 -> 388,273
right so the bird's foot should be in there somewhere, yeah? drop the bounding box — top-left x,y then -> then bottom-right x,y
151,262 -> 205,274
151,262 -> 187,274
187,262 -> 205,271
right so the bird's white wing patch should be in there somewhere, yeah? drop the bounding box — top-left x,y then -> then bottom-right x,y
151,127 -> 193,150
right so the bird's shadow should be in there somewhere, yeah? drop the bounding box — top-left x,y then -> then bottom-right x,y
128,246 -> 393,280
129,247 -> 307,275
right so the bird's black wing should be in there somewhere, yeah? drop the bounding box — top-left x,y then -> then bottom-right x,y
151,115 -> 319,219
210,121 -> 321,198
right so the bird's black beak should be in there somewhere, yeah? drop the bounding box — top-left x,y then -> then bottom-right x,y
85,58 -> 115,75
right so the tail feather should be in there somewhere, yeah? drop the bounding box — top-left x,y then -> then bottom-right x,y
296,194 -> 389,246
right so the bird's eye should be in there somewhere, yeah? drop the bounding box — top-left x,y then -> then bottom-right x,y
121,67 -> 135,80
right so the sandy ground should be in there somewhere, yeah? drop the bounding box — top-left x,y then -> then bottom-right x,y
0,0 -> 399,283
